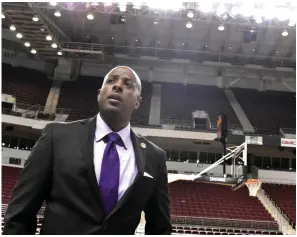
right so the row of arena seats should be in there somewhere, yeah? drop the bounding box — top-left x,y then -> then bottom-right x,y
2,166 -> 294,235
232,88 -> 295,134
169,181 -> 274,222
2,167 -> 279,223
172,225 -> 282,235
2,64 -> 295,132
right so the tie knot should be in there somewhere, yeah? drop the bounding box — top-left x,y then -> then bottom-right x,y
106,132 -> 123,146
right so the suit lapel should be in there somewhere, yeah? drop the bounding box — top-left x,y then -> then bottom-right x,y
80,115 -> 105,212
105,129 -> 146,221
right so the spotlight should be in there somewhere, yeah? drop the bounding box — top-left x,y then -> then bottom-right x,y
186,21 -> 192,29
57,51 -> 62,56
133,2 -> 142,9
1,13 -> 5,19
51,43 -> 58,48
50,2 -> 57,6
46,35 -> 52,41
16,33 -> 23,39
231,6 -> 240,16
153,19 -> 159,25
199,2 -> 213,13
250,28 -> 255,33
216,4 -> 226,16
288,19 -> 296,27
119,4 -> 126,12
187,10 -> 194,18
24,42 -> 30,47
120,16 -> 126,22
9,25 -> 16,31
54,10 -> 61,17
282,29 -> 288,36
218,24 -> 225,31
255,17 -> 262,24
87,13 -> 94,20
31,49 -> 37,54
32,15 -> 39,21
40,27 -> 45,32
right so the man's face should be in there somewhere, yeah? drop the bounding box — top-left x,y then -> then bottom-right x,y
98,67 -> 142,120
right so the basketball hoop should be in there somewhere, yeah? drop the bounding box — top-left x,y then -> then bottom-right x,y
245,179 -> 262,196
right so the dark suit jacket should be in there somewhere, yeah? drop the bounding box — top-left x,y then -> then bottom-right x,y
3,116 -> 172,235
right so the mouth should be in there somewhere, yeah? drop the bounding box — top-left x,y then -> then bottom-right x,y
107,94 -> 122,103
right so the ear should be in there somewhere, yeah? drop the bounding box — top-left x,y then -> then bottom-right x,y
134,96 -> 142,110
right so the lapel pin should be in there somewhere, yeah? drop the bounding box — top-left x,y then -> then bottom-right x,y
140,143 -> 146,148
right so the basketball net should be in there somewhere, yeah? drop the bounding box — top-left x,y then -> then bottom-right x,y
245,179 -> 262,196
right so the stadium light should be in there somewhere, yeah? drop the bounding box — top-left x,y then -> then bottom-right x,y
54,10 -> 61,17
51,43 -> 58,48
16,33 -> 23,39
281,29 -> 288,36
2,13 -> 5,19
46,35 -> 52,41
186,21 -> 192,29
24,42 -> 30,47
32,15 -> 39,22
187,10 -> 194,18
49,2 -> 57,6
255,16 -> 263,24
218,24 -> 225,31
132,2 -> 142,9
87,13 -> 94,20
216,4 -> 226,16
239,3 -> 253,17
9,25 -> 16,31
231,6 -> 240,16
119,4 -> 127,12
57,51 -> 63,56
31,49 -> 37,54
288,19 -> 296,26
199,2 -> 213,13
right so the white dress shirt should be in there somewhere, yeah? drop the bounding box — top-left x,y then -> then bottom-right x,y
94,113 -> 138,201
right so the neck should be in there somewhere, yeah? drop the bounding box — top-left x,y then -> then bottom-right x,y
99,112 -> 129,132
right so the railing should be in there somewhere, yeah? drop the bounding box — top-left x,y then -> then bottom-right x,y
2,103 -> 71,122
170,215 -> 278,230
280,128 -> 296,135
262,189 -> 295,229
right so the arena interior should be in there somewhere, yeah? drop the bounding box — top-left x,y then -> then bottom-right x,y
1,1 -> 296,235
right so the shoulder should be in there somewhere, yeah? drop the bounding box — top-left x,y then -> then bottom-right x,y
43,118 -> 89,135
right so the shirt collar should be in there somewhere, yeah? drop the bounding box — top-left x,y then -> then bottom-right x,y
95,113 -> 130,149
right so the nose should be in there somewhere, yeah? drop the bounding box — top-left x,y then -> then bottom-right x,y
112,81 -> 123,92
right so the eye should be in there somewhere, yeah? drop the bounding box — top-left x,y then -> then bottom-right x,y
107,78 -> 115,83
125,82 -> 133,88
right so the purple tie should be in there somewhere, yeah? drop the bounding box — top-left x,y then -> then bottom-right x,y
99,132 -> 123,215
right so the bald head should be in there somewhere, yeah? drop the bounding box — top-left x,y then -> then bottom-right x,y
103,66 -> 142,95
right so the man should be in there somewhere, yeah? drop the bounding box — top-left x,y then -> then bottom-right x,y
3,66 -> 172,235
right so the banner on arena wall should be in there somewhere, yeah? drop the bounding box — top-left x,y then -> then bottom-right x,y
280,138 -> 296,148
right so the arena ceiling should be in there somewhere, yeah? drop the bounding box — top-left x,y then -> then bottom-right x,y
1,1 -> 296,68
